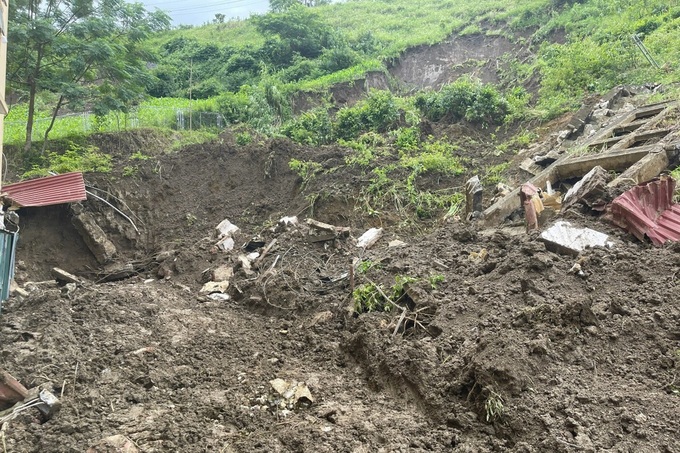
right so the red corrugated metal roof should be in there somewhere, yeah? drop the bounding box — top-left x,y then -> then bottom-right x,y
1,172 -> 87,208
611,176 -> 680,245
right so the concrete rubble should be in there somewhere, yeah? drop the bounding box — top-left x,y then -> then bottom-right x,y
540,221 -> 614,256
215,218 -> 240,252
71,209 -> 117,264
356,228 -> 383,249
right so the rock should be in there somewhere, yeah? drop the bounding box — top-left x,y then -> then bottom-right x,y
200,281 -> 229,295
213,265 -> 234,282
86,435 -> 138,453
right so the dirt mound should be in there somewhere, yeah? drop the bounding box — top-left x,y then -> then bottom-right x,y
3,158 -> 680,452
3,92 -> 680,453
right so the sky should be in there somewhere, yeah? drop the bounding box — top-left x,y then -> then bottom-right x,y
138,0 -> 271,26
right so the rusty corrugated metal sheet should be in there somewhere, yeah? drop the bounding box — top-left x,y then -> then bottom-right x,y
1,172 -> 87,208
611,176 -> 680,245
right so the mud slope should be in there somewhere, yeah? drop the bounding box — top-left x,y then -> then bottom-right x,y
2,128 -> 680,452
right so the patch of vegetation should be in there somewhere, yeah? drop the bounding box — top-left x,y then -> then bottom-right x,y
352,275 -> 418,314
335,90 -> 402,141
289,158 -> 323,189
428,274 -> 445,289
484,162 -> 511,185
353,282 -> 389,313
414,78 -> 510,126
356,259 -> 380,274
484,389 -> 505,422
236,132 -> 253,145
22,142 -> 112,179
281,108 -> 334,145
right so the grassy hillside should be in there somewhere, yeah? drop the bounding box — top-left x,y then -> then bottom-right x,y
6,0 -> 680,152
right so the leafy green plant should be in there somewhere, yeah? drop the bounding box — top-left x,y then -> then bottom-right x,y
484,162 -> 511,185
400,140 -> 465,175
428,274 -> 445,289
415,78 -> 509,126
391,275 -> 417,301
22,142 -> 112,179
122,166 -> 138,177
289,158 -> 323,188
393,126 -> 420,151
281,108 -> 333,145
130,151 -> 151,161
353,282 -> 388,313
236,132 -> 253,145
335,90 -> 400,140
356,259 -> 379,274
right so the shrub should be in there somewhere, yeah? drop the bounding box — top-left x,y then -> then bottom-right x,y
393,126 -> 420,151
23,142 -> 112,179
335,89 -> 400,140
281,108 -> 333,145
415,78 -> 509,125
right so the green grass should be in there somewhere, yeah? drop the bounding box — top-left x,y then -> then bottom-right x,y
4,97 -> 220,146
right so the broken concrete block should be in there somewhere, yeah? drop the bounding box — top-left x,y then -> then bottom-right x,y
71,212 -> 117,264
306,219 -> 351,236
562,166 -> 611,212
215,219 -> 240,252
216,236 -> 235,252
215,219 -> 239,238
269,379 -> 314,409
213,265 -> 234,282
51,267 -> 81,284
540,221 -> 614,256
356,228 -> 383,249
0,369 -> 29,407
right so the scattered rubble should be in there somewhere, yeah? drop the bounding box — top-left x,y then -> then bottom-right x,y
562,165 -> 611,211
266,379 -> 314,413
215,218 -> 240,252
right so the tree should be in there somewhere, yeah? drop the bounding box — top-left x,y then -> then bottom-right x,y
8,0 -> 170,152
253,4 -> 334,60
269,0 -> 330,13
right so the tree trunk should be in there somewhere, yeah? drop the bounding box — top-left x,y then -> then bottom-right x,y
24,49 -> 43,153
40,95 -> 65,154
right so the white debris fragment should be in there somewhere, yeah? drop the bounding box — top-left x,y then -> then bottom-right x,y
540,221 -> 614,256
356,228 -> 383,249
247,252 -> 260,261
279,216 -> 298,227
215,219 -> 240,251
388,239 -> 407,248
200,280 -> 230,295
216,236 -> 235,252
208,293 -> 230,301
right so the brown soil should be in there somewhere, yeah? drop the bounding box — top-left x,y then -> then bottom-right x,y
2,124 -> 680,452
2,26 -> 680,453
